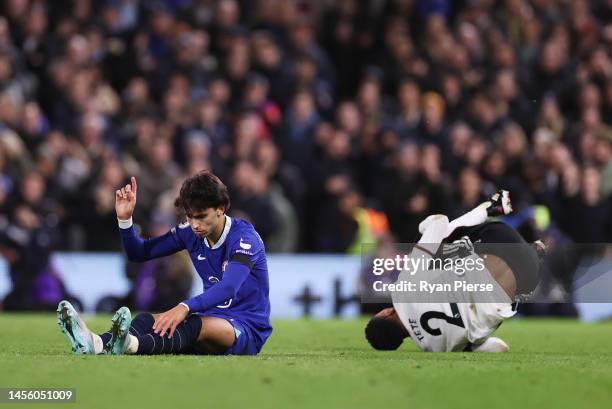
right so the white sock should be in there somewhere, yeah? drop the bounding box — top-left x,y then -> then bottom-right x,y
446,202 -> 489,238
127,334 -> 139,354
91,332 -> 104,355
416,215 -> 449,256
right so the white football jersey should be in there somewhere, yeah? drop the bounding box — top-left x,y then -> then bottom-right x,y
391,252 -> 516,352
393,300 -> 515,352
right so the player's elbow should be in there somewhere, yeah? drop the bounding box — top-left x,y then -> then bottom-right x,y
220,283 -> 240,299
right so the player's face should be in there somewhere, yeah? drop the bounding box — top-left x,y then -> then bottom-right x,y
185,207 -> 223,238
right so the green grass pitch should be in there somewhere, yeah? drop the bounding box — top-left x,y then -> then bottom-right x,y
0,315 -> 611,409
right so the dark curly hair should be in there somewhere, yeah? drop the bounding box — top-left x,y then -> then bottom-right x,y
365,316 -> 406,351
174,171 -> 230,213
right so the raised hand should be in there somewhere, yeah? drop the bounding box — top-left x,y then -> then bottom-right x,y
115,176 -> 138,220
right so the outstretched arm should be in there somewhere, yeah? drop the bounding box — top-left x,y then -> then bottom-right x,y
115,177 -> 184,261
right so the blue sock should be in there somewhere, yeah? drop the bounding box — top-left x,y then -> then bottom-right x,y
127,312 -> 155,338
133,313 -> 203,355
100,332 -> 112,345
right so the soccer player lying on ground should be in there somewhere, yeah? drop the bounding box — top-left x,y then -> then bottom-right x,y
57,171 -> 272,356
365,190 -> 541,352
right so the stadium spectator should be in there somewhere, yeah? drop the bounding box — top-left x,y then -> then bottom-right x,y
0,0 -> 610,260
0,169 -> 75,310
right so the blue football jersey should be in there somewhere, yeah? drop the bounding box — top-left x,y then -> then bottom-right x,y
171,216 -> 272,349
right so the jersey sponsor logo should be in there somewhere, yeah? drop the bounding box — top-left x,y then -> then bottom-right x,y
239,238 -> 252,250
197,254 -> 206,260
234,249 -> 253,256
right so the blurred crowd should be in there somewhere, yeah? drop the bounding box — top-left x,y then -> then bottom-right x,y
1,0 -> 612,270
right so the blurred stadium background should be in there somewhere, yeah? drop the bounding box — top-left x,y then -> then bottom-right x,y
1,0 -> 612,320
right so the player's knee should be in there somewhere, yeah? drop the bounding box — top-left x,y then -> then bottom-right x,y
183,314 -> 203,334
133,312 -> 155,327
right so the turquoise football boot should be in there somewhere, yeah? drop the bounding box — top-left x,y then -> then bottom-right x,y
104,307 -> 132,355
56,300 -> 96,355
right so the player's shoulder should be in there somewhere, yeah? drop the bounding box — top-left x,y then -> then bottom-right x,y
227,217 -> 264,251
228,217 -> 257,237
171,221 -> 197,246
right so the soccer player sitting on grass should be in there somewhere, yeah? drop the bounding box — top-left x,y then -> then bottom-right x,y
365,190 -> 542,352
57,171 -> 272,356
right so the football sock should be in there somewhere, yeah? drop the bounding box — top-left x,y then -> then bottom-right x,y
98,312 -> 169,352
127,335 -> 138,354
127,312 -> 155,338
100,331 -> 112,345
415,215 -> 449,256
132,313 -> 203,355
91,333 -> 104,355
446,202 -> 489,238
98,315 -> 142,353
